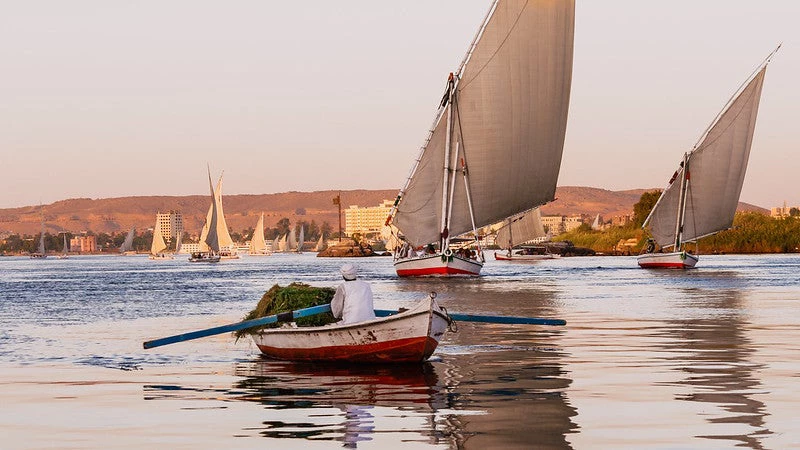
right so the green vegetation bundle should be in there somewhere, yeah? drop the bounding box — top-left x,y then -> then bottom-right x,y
234,283 -> 336,339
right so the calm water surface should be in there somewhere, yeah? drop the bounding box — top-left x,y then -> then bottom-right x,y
0,253 -> 798,449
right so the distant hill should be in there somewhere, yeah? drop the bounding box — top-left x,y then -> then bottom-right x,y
0,187 -> 768,236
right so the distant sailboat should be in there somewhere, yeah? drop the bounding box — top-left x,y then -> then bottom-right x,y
57,233 -> 69,259
119,227 -> 136,255
175,233 -> 183,255
638,47 -> 778,269
272,235 -> 281,253
199,173 -> 239,259
296,226 -> 305,253
248,213 -> 270,256
287,227 -> 297,252
314,234 -> 327,252
190,168 -> 222,263
494,208 -> 558,261
30,206 -> 47,259
387,0 -> 575,276
149,217 -> 173,260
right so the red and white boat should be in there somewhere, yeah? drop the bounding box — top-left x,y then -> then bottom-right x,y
639,48 -> 776,269
252,295 -> 450,363
394,252 -> 483,277
384,1 -> 574,278
637,251 -> 698,269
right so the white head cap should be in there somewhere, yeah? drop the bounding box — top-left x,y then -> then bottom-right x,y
340,264 -> 357,280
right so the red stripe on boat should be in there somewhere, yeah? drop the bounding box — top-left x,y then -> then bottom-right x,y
256,336 -> 440,363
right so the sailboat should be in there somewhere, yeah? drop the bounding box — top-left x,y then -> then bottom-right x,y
387,0 -> 575,277
175,233 -> 183,255
190,168 -> 222,263
272,235 -> 281,253
314,234 -> 327,253
119,227 -> 136,255
248,213 -> 270,255
287,226 -> 297,253
638,47 -> 778,269
296,226 -> 305,253
493,208 -> 558,261
149,217 -> 173,260
30,206 -> 47,259
199,173 -> 239,260
57,234 -> 69,259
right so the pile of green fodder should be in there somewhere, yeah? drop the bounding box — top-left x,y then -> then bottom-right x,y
234,283 -> 337,340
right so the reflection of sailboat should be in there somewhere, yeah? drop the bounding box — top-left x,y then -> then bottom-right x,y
248,212 -> 270,256
119,227 -> 136,255
199,173 -> 239,260
388,0 -> 575,277
57,233 -> 69,259
493,208 -> 558,261
149,217 -> 173,260
30,206 -> 47,259
639,47 -> 778,269
189,168 -> 222,263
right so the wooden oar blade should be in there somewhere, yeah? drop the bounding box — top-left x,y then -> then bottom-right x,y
374,309 -> 565,326
143,304 -> 332,349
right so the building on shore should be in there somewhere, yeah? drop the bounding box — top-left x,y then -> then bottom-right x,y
344,200 -> 394,238
771,203 -> 799,218
541,215 -> 587,235
69,235 -> 97,253
155,211 -> 184,243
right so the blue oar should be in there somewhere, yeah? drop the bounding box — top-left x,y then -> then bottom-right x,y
143,304 -> 332,349
374,309 -> 566,326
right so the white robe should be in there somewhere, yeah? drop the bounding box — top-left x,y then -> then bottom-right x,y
331,279 -> 376,324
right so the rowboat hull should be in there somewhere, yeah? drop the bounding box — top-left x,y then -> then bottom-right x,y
494,251 -> 560,261
252,296 -> 450,363
394,253 -> 483,277
637,251 -> 698,269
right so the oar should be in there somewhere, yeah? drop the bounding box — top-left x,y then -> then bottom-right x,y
143,304 -> 332,349
374,309 -> 566,326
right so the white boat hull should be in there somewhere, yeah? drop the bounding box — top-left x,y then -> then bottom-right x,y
394,253 -> 483,277
252,296 -> 449,363
188,252 -> 221,263
637,251 -> 698,269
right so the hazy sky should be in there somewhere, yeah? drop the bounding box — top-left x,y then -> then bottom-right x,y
2,1 -> 798,209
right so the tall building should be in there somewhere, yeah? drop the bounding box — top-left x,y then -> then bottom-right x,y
69,235 -> 97,253
155,211 -> 184,242
344,200 -> 394,237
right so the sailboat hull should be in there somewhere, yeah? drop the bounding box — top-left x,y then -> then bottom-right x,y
637,251 -> 698,269
394,253 -> 482,277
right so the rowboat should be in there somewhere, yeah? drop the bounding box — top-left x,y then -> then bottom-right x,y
251,294 -> 450,363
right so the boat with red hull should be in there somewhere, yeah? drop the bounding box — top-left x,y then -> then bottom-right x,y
252,295 -> 450,363
637,251 -> 698,269
394,253 -> 482,277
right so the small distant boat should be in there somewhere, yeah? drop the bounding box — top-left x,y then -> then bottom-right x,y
638,47 -> 778,269
57,234 -> 69,259
296,226 -> 305,253
119,227 -> 136,255
252,294 -> 449,363
30,206 -> 47,259
493,208 -> 558,261
387,0 -> 575,277
190,167 -> 222,263
149,216 -> 173,260
313,234 -> 327,252
248,212 -> 270,256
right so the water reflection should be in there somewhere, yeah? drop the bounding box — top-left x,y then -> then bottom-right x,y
666,282 -> 771,448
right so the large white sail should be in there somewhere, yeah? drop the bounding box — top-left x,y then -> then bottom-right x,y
120,227 -> 135,253
645,67 -> 768,247
496,208 -> 546,248
393,0 -> 575,247
249,213 -> 268,255
150,222 -> 168,255
203,170 -> 221,253
199,174 -> 235,252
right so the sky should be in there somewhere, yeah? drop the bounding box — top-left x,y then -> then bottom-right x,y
1,1 -> 798,209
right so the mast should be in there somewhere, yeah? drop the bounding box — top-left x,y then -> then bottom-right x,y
440,74 -> 456,251
673,153 -> 690,250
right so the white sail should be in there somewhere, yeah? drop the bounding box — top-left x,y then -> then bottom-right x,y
272,235 -> 281,253
213,176 -> 235,250
120,227 -> 135,253
150,222 -> 168,255
496,208 -> 546,248
296,226 -> 305,252
392,0 -> 575,247
279,234 -> 288,252
175,234 -> 182,254
645,66 -> 768,248
203,169 -> 221,253
249,213 -> 268,255
288,226 -> 297,250
62,234 -> 68,256
314,234 -> 327,252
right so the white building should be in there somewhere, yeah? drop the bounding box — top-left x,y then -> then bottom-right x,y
344,200 -> 394,237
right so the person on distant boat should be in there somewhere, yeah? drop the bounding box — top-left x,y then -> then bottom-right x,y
331,264 -> 376,325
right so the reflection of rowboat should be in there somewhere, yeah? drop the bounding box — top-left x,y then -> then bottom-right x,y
252,295 -> 449,363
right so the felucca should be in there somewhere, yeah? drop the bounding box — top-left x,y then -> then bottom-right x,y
149,215 -> 173,260
190,168 -> 222,263
386,0 -> 574,276
493,208 -> 558,261
248,212 -> 270,255
638,47 -> 779,269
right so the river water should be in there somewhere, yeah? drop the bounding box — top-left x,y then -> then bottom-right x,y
1,253 -> 798,449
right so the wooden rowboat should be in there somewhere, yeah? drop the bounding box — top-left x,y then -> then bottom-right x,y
251,294 -> 450,363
